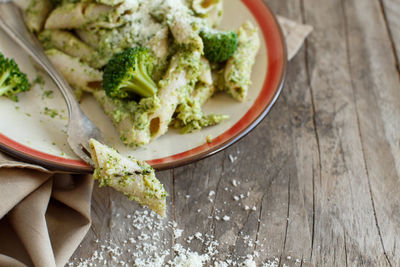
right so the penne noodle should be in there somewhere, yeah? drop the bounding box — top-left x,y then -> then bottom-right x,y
149,50 -> 202,140
93,90 -> 159,147
39,30 -> 107,68
75,28 -> 101,49
45,49 -> 102,94
192,82 -> 215,107
145,27 -> 169,64
159,4 -> 203,51
198,57 -> 213,85
25,0 -> 52,32
145,27 -> 170,81
44,2 -> 127,30
204,0 -> 223,28
224,21 -> 260,102
94,0 -> 124,7
89,138 -> 167,216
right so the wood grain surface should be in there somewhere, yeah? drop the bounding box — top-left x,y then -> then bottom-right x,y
70,0 -> 400,266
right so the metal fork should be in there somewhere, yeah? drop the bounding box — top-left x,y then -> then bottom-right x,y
0,1 -> 102,167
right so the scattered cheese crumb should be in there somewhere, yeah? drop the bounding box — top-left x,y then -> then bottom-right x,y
222,216 -> 230,221
229,154 -> 238,163
232,179 -> 238,187
174,228 -> 184,239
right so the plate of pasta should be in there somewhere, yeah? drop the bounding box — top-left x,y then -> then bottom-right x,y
0,0 -> 286,172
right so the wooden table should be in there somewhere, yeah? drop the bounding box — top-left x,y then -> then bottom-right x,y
71,0 -> 400,266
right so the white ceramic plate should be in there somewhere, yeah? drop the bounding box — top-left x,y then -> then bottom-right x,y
0,0 -> 286,172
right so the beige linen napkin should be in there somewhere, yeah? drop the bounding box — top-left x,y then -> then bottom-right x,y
0,152 -> 93,267
0,16 -> 311,267
277,16 -> 313,61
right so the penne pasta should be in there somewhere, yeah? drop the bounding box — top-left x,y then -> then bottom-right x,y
94,0 -> 124,7
198,57 -> 213,85
89,138 -> 167,216
172,82 -> 228,134
75,28 -> 101,49
145,27 -> 170,81
25,0 -> 52,32
45,49 -> 102,94
159,3 -> 203,51
93,90 -> 160,147
204,0 -> 223,28
224,21 -> 260,102
149,50 -> 202,140
145,27 -> 169,64
39,30 -> 107,68
44,2 -> 127,30
192,82 -> 215,107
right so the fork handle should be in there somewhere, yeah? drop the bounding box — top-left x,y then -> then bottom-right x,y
0,2 -> 80,119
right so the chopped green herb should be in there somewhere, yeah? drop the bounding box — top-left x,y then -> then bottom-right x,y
42,90 -> 53,99
44,107 -> 58,118
33,75 -> 45,89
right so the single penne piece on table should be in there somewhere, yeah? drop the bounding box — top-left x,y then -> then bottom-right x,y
25,0 -> 52,32
224,21 -> 260,102
89,138 -> 167,217
45,49 -> 102,94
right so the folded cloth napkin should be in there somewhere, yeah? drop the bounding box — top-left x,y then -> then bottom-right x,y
0,17 -> 312,267
277,16 -> 313,60
0,152 -> 93,267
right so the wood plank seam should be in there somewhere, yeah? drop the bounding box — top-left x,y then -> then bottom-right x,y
300,0 -> 319,260
254,189 -> 267,252
278,172 -> 291,267
377,0 -> 400,73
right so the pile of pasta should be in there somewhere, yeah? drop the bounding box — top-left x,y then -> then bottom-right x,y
24,0 -> 260,147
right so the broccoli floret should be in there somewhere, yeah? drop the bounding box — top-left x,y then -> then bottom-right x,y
102,47 -> 158,100
0,53 -> 30,102
200,30 -> 238,63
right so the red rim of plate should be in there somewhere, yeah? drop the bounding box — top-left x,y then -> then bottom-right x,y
0,0 -> 287,173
